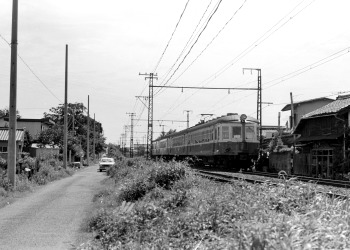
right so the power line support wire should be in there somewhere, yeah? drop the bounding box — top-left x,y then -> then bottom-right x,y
139,73 -> 158,158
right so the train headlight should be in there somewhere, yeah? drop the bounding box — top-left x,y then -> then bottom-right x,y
240,114 -> 247,123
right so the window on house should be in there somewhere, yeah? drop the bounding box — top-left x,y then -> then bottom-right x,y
0,147 -> 8,152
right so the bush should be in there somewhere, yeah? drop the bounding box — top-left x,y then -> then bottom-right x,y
148,161 -> 187,190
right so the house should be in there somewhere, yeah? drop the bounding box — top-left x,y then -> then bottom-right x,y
0,128 -> 25,159
292,95 -> 350,179
3,117 -> 54,140
281,97 -> 334,129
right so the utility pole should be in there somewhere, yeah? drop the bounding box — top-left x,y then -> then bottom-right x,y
243,68 -> 262,154
139,72 -> 158,158
123,125 -> 128,156
8,0 -> 18,187
183,110 -> 192,128
93,113 -> 96,162
290,92 -> 295,130
87,95 -> 90,166
126,113 -> 136,158
63,45 -> 68,169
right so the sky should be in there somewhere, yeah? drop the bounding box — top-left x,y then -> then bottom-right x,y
0,0 -> 349,145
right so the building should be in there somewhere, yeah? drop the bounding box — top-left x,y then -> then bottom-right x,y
3,117 -> 54,140
0,128 -> 25,159
281,97 -> 334,130
292,95 -> 350,179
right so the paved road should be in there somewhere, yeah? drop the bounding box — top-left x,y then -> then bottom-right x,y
0,165 -> 105,250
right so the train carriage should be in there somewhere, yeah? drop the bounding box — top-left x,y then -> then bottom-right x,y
152,113 -> 259,168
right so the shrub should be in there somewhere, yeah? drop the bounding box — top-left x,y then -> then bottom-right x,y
0,187 -> 7,197
148,161 -> 187,190
118,178 -> 152,202
0,156 -> 6,169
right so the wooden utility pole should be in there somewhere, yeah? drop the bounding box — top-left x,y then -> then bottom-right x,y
93,113 -> 96,162
63,45 -> 68,168
290,92 -> 295,130
8,0 -> 19,187
87,95 -> 90,166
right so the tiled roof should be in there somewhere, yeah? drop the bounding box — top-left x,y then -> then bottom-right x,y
0,129 -> 24,141
302,95 -> 350,118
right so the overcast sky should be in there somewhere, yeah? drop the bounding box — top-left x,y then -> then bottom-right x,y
0,0 -> 349,144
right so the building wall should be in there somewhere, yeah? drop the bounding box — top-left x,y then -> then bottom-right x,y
0,118 -> 8,127
294,100 -> 333,127
17,121 -> 47,139
269,151 -> 292,174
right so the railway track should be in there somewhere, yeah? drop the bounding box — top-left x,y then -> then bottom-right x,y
241,170 -> 350,188
196,169 -> 349,199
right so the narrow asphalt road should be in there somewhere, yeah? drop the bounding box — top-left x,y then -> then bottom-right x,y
0,165 -> 106,250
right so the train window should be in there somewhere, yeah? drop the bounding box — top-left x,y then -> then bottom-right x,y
232,126 -> 241,139
246,126 -> 255,139
222,126 -> 229,140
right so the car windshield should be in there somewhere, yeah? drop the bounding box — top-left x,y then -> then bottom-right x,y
101,158 -> 114,162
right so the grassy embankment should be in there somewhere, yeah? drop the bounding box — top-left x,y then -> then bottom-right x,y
0,156 -> 74,207
81,158 -> 350,249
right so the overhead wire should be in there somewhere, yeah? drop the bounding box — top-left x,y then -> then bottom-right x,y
152,0 -> 191,73
157,0 -> 224,92
159,0 -> 314,120
0,33 -> 62,103
211,46 -> 350,113
163,0 -> 248,92
157,0 -> 214,89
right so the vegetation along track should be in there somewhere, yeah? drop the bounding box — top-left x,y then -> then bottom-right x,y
197,169 -> 350,200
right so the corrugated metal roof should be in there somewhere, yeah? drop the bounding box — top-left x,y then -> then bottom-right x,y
302,96 -> 350,118
0,129 -> 24,141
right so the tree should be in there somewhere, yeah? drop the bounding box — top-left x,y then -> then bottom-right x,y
156,129 -> 177,140
0,107 -> 21,118
38,103 -> 107,157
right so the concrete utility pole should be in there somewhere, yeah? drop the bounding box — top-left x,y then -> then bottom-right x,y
93,113 -> 96,162
139,72 -> 158,159
63,45 -> 68,169
87,95 -> 90,166
126,113 -> 136,158
8,0 -> 18,187
183,110 -> 192,128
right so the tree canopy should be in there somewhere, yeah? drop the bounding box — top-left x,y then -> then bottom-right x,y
37,102 -> 106,158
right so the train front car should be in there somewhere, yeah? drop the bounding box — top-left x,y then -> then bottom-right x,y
152,113 -> 259,169
210,113 -> 259,169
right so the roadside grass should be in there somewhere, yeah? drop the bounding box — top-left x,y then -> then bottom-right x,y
80,158 -> 350,250
0,158 -> 75,208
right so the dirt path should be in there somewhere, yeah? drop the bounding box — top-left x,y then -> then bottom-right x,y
0,165 -> 105,250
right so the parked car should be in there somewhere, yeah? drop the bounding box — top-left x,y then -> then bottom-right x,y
98,157 -> 115,172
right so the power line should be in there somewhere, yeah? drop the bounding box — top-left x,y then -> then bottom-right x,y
157,0 -> 214,88
158,0 -> 224,92
163,0 -> 248,91
210,46 -> 350,112
158,0 -> 314,119
0,33 -> 62,103
152,0 -> 191,72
